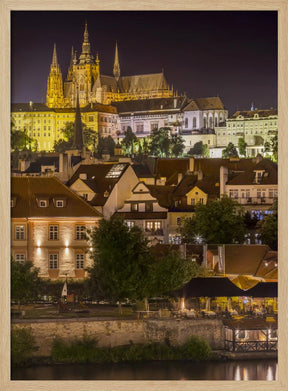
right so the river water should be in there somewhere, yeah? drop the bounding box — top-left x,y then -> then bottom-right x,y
12,359 -> 277,381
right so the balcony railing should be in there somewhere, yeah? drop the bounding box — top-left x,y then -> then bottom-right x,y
225,339 -> 277,352
229,196 -> 276,205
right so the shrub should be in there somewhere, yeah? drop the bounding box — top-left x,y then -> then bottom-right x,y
179,336 -> 212,360
11,328 -> 38,366
50,335 -> 212,364
51,335 -> 99,363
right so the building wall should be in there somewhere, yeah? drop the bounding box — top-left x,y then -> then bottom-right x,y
215,112 -> 278,157
11,217 -> 99,279
12,318 -> 225,356
182,134 -> 216,153
11,109 -> 99,152
182,109 -> 228,131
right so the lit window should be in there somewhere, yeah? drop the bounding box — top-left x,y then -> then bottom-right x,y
126,221 -> 135,229
105,164 -> 126,178
15,254 -> 25,263
15,225 -> 25,240
131,203 -> 138,212
76,253 -> 85,269
76,225 -> 86,240
49,225 -> 58,240
49,253 -> 58,269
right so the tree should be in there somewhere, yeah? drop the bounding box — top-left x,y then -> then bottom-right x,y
271,134 -> 278,162
148,127 -> 171,157
238,138 -> 247,157
121,126 -> 138,156
188,141 -> 203,156
202,144 -> 209,157
259,200 -> 278,250
53,121 -> 98,153
88,218 -> 209,312
11,121 -> 36,151
148,252 -> 211,297
96,135 -> 116,158
170,134 -> 185,157
222,142 -> 238,159
88,218 -> 154,311
11,260 -> 43,311
178,196 -> 246,244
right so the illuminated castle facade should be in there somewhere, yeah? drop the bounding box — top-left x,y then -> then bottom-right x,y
46,23 -> 173,108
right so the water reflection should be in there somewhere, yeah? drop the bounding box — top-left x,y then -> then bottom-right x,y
12,359 -> 278,381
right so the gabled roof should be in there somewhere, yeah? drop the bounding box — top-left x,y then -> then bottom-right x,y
68,163 -> 130,206
231,109 -> 278,119
173,174 -> 220,199
182,97 -> 225,112
118,73 -> 169,94
24,155 -> 82,174
227,158 -> 278,186
147,185 -> 174,208
155,158 -> 189,183
11,103 -> 53,112
11,177 -> 102,218
132,163 -> 154,178
193,97 -> 225,110
223,245 -> 271,275
112,96 -> 187,115
67,163 -> 123,186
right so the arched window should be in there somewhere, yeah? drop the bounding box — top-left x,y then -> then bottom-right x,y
209,116 -> 213,128
193,117 -> 197,129
203,117 -> 207,128
185,118 -> 188,128
215,117 -> 218,127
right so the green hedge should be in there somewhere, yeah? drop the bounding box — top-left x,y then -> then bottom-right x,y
51,335 -> 212,364
11,328 -> 38,366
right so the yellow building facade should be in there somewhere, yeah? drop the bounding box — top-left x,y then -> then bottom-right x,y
11,102 -> 118,152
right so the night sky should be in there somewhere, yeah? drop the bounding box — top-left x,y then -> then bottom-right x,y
11,11 -> 277,115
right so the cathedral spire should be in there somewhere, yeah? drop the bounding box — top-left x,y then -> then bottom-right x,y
113,42 -> 120,81
72,92 -> 84,150
79,21 -> 93,64
66,46 -> 74,81
51,43 -> 59,68
46,44 -> 64,108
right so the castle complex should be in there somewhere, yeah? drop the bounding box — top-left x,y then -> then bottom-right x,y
46,22 -> 173,108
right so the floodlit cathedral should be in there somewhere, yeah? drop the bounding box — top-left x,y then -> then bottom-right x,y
46,22 -> 174,108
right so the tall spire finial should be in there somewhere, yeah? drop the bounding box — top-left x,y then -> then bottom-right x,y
51,43 -> 58,67
72,90 -> 84,150
79,22 -> 93,64
113,41 -> 120,81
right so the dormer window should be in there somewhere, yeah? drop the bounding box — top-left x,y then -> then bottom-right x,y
52,197 -> 67,207
39,200 -> 48,207
254,170 -> 265,184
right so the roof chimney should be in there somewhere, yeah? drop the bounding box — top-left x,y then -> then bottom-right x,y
189,157 -> 194,172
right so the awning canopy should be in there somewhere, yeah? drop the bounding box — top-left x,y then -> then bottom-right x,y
174,278 -> 277,298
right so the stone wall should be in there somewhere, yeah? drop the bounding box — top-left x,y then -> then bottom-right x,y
12,318 -> 225,357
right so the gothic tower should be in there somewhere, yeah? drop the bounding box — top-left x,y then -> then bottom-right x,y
113,42 -> 120,81
67,22 -> 99,107
72,92 -> 84,150
46,44 -> 64,108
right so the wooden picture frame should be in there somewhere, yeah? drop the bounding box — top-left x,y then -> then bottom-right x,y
1,1 -> 287,390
